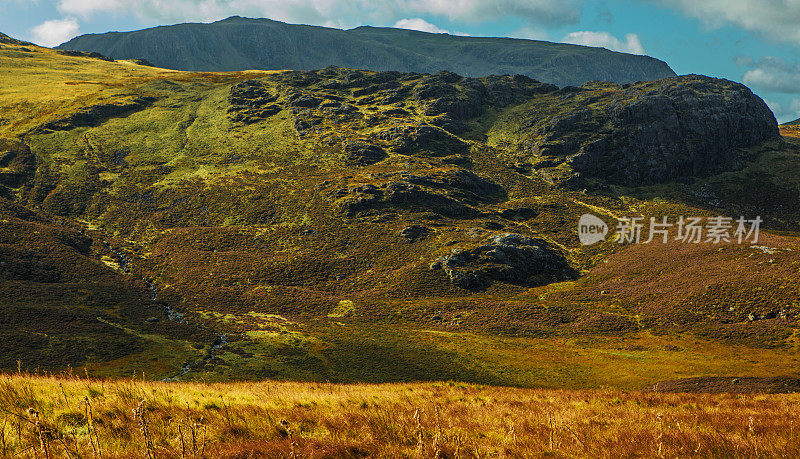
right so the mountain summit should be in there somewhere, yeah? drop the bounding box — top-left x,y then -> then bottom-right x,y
57,16 -> 676,87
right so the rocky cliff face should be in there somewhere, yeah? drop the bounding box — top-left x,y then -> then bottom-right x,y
497,75 -> 780,186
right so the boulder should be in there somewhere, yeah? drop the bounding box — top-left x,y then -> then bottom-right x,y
37,96 -> 156,132
0,139 -> 34,194
399,225 -> 432,241
376,124 -> 470,157
335,170 -> 504,218
343,141 -> 387,166
430,233 -> 577,290
515,75 -> 780,186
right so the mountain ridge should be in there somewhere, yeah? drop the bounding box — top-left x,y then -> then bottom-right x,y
57,16 -> 677,87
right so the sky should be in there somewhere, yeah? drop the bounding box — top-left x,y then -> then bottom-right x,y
2,0 -> 800,122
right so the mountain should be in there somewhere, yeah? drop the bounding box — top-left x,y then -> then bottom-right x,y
57,16 -> 677,87
3,37 -> 800,388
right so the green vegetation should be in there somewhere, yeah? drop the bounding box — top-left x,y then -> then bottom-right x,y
1,39 -> 799,391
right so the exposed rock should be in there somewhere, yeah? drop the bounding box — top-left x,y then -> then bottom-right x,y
482,74 -> 558,107
401,169 -> 506,202
130,58 -> 155,67
376,125 -> 470,157
441,155 -> 472,167
229,80 -> 276,105
337,181 -> 478,218
382,107 -> 410,117
277,70 -> 320,87
336,169 -> 504,218
0,139 -> 35,193
292,112 -> 323,135
37,96 -> 156,132
414,72 -> 557,124
226,80 -> 281,124
512,75 -> 780,186
291,95 -> 323,108
228,105 -> 281,124
352,80 -> 401,97
343,141 -> 387,166
499,207 -> 538,221
399,225 -> 432,241
56,49 -> 115,61
320,100 -> 358,115
429,233 -> 578,290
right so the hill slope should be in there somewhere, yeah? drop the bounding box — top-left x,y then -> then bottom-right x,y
3,38 -> 800,388
57,16 -> 677,87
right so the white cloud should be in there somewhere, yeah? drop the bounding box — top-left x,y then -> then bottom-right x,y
393,18 -> 448,34
764,98 -> 782,116
763,97 -> 800,123
31,17 -> 80,47
762,96 -> 800,123
400,0 -> 581,25
734,55 -> 754,67
58,0 -> 126,17
651,0 -> 800,47
742,57 -> 800,94
561,31 -> 646,55
54,0 -> 582,28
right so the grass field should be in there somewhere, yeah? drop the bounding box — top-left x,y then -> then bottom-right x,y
1,373 -> 799,458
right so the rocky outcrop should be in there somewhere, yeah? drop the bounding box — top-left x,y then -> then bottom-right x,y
343,141 -> 387,166
499,207 -> 538,221
0,139 -> 34,195
399,225 -> 432,241
416,72 -> 557,120
335,169 -> 505,218
227,80 -> 281,124
56,50 -> 115,62
512,75 -> 780,186
37,96 -> 156,132
376,125 -> 470,157
430,233 -> 577,290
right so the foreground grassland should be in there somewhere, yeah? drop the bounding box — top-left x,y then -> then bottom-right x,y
1,374 -> 799,458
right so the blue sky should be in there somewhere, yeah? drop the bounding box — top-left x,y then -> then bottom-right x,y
3,0 -> 800,122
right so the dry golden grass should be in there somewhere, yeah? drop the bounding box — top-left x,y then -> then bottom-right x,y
780,126 -> 800,138
1,372 -> 799,458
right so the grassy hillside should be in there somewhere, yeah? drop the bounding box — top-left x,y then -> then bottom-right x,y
781,119 -> 800,138
1,38 -> 799,390
1,373 -> 800,457
56,16 -> 677,87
